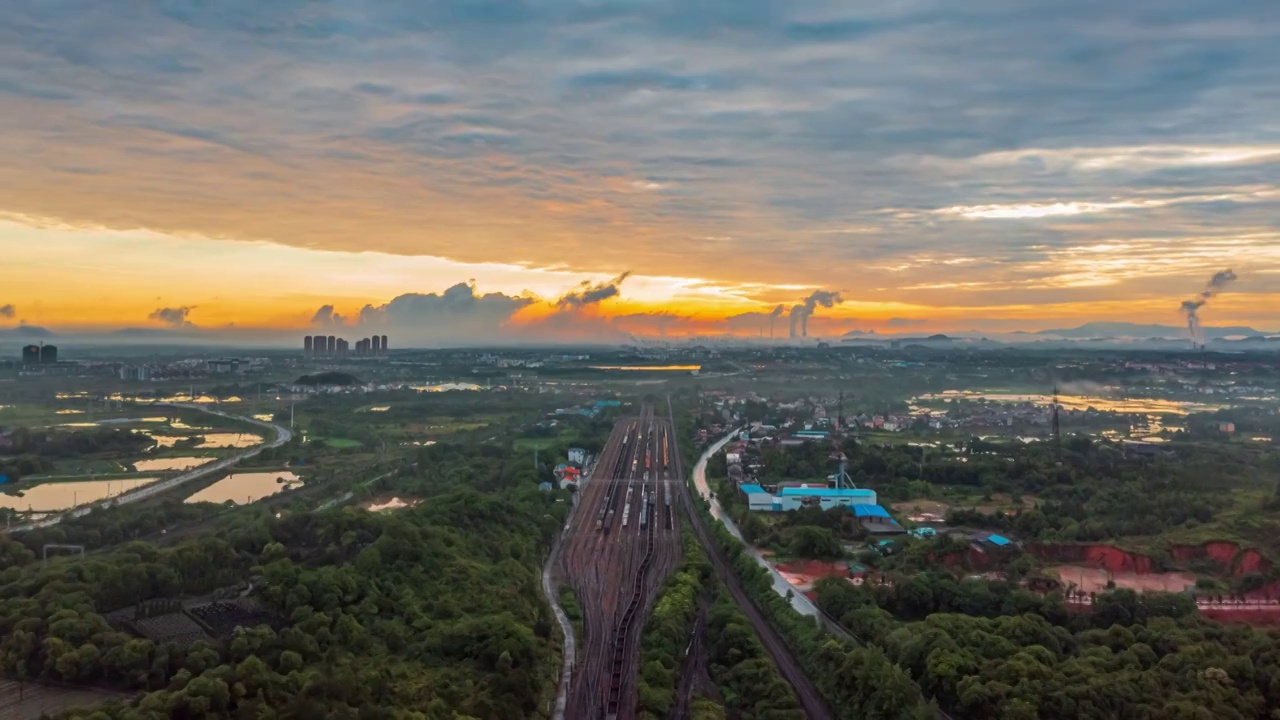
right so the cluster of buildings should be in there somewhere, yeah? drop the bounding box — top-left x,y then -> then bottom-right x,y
20,343 -> 58,366
304,334 -> 389,358
555,447 -> 589,489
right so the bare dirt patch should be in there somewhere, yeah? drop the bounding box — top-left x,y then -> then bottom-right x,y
1050,565 -> 1195,594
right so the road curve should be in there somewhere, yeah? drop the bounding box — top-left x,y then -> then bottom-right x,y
542,502 -> 578,720
680,433 -> 836,720
4,403 -> 292,533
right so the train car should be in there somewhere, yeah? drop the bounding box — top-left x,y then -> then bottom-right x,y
640,506 -> 648,529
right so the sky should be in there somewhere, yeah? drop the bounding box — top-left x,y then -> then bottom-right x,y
2,0 -> 1279,344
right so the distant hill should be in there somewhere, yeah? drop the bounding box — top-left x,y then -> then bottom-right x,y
1037,322 -> 1264,339
0,325 -> 54,338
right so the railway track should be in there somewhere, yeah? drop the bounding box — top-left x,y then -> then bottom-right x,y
559,402 -> 683,719
674,406 -> 836,720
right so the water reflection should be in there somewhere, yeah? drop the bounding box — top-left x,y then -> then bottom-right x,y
0,477 -> 159,512
915,390 -> 1217,415
186,471 -> 303,505
411,383 -> 483,392
132,457 -> 215,472
589,365 -> 702,371
151,433 -> 261,449
361,496 -> 422,513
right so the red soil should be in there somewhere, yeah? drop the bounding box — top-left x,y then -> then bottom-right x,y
775,559 -> 849,591
1030,542 -> 1271,577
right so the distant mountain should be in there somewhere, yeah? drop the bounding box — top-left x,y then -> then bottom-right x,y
1036,322 -> 1264,339
0,325 -> 55,338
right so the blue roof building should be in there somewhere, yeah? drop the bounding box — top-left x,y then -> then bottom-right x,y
778,487 -> 876,500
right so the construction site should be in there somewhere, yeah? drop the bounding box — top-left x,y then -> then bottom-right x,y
559,401 -> 684,720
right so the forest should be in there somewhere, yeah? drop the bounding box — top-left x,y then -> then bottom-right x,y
636,533 -> 805,720
815,573 -> 1280,719
745,430 -> 1280,554
0,427 -> 153,481
0,433 -> 570,719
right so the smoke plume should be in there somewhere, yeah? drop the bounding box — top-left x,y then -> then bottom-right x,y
149,306 -> 196,329
1180,269 -> 1237,346
788,290 -> 843,338
0,304 -> 14,319
557,271 -> 631,309
768,304 -> 783,338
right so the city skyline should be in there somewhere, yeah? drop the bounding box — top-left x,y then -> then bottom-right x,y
3,1 -> 1279,341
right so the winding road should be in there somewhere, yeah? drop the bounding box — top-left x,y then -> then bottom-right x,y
3,403 -> 291,534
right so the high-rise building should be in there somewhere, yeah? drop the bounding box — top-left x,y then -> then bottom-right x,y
21,345 -> 40,365
380,335 -> 389,355
326,335 -> 336,354
39,345 -> 57,364
304,336 -> 313,356
337,338 -> 349,355
370,336 -> 380,354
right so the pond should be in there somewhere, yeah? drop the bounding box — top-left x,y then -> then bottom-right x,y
151,433 -> 262,449
131,457 -> 215,472
914,390 -> 1218,415
0,477 -> 159,512
360,496 -> 423,513
185,471 -> 303,505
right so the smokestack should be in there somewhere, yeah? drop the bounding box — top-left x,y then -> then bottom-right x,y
789,291 -> 843,339
1180,269 -> 1237,348
768,304 -> 784,339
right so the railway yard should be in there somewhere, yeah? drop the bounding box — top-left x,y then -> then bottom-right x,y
560,402 -> 684,720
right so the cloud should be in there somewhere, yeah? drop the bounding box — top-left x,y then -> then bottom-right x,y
556,272 -> 632,309
886,317 -> 926,328
310,305 -> 345,328
3,0 -> 1280,321
148,306 -> 196,328
0,305 -> 14,319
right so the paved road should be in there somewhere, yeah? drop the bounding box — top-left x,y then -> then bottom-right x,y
542,505 -> 578,720
681,435 -> 835,720
3,404 -> 291,534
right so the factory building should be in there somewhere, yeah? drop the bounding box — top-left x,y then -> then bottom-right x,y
737,484 -> 882,513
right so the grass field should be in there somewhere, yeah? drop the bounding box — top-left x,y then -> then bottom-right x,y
323,438 -> 364,449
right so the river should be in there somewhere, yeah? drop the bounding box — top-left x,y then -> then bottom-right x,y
691,430 -> 820,618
